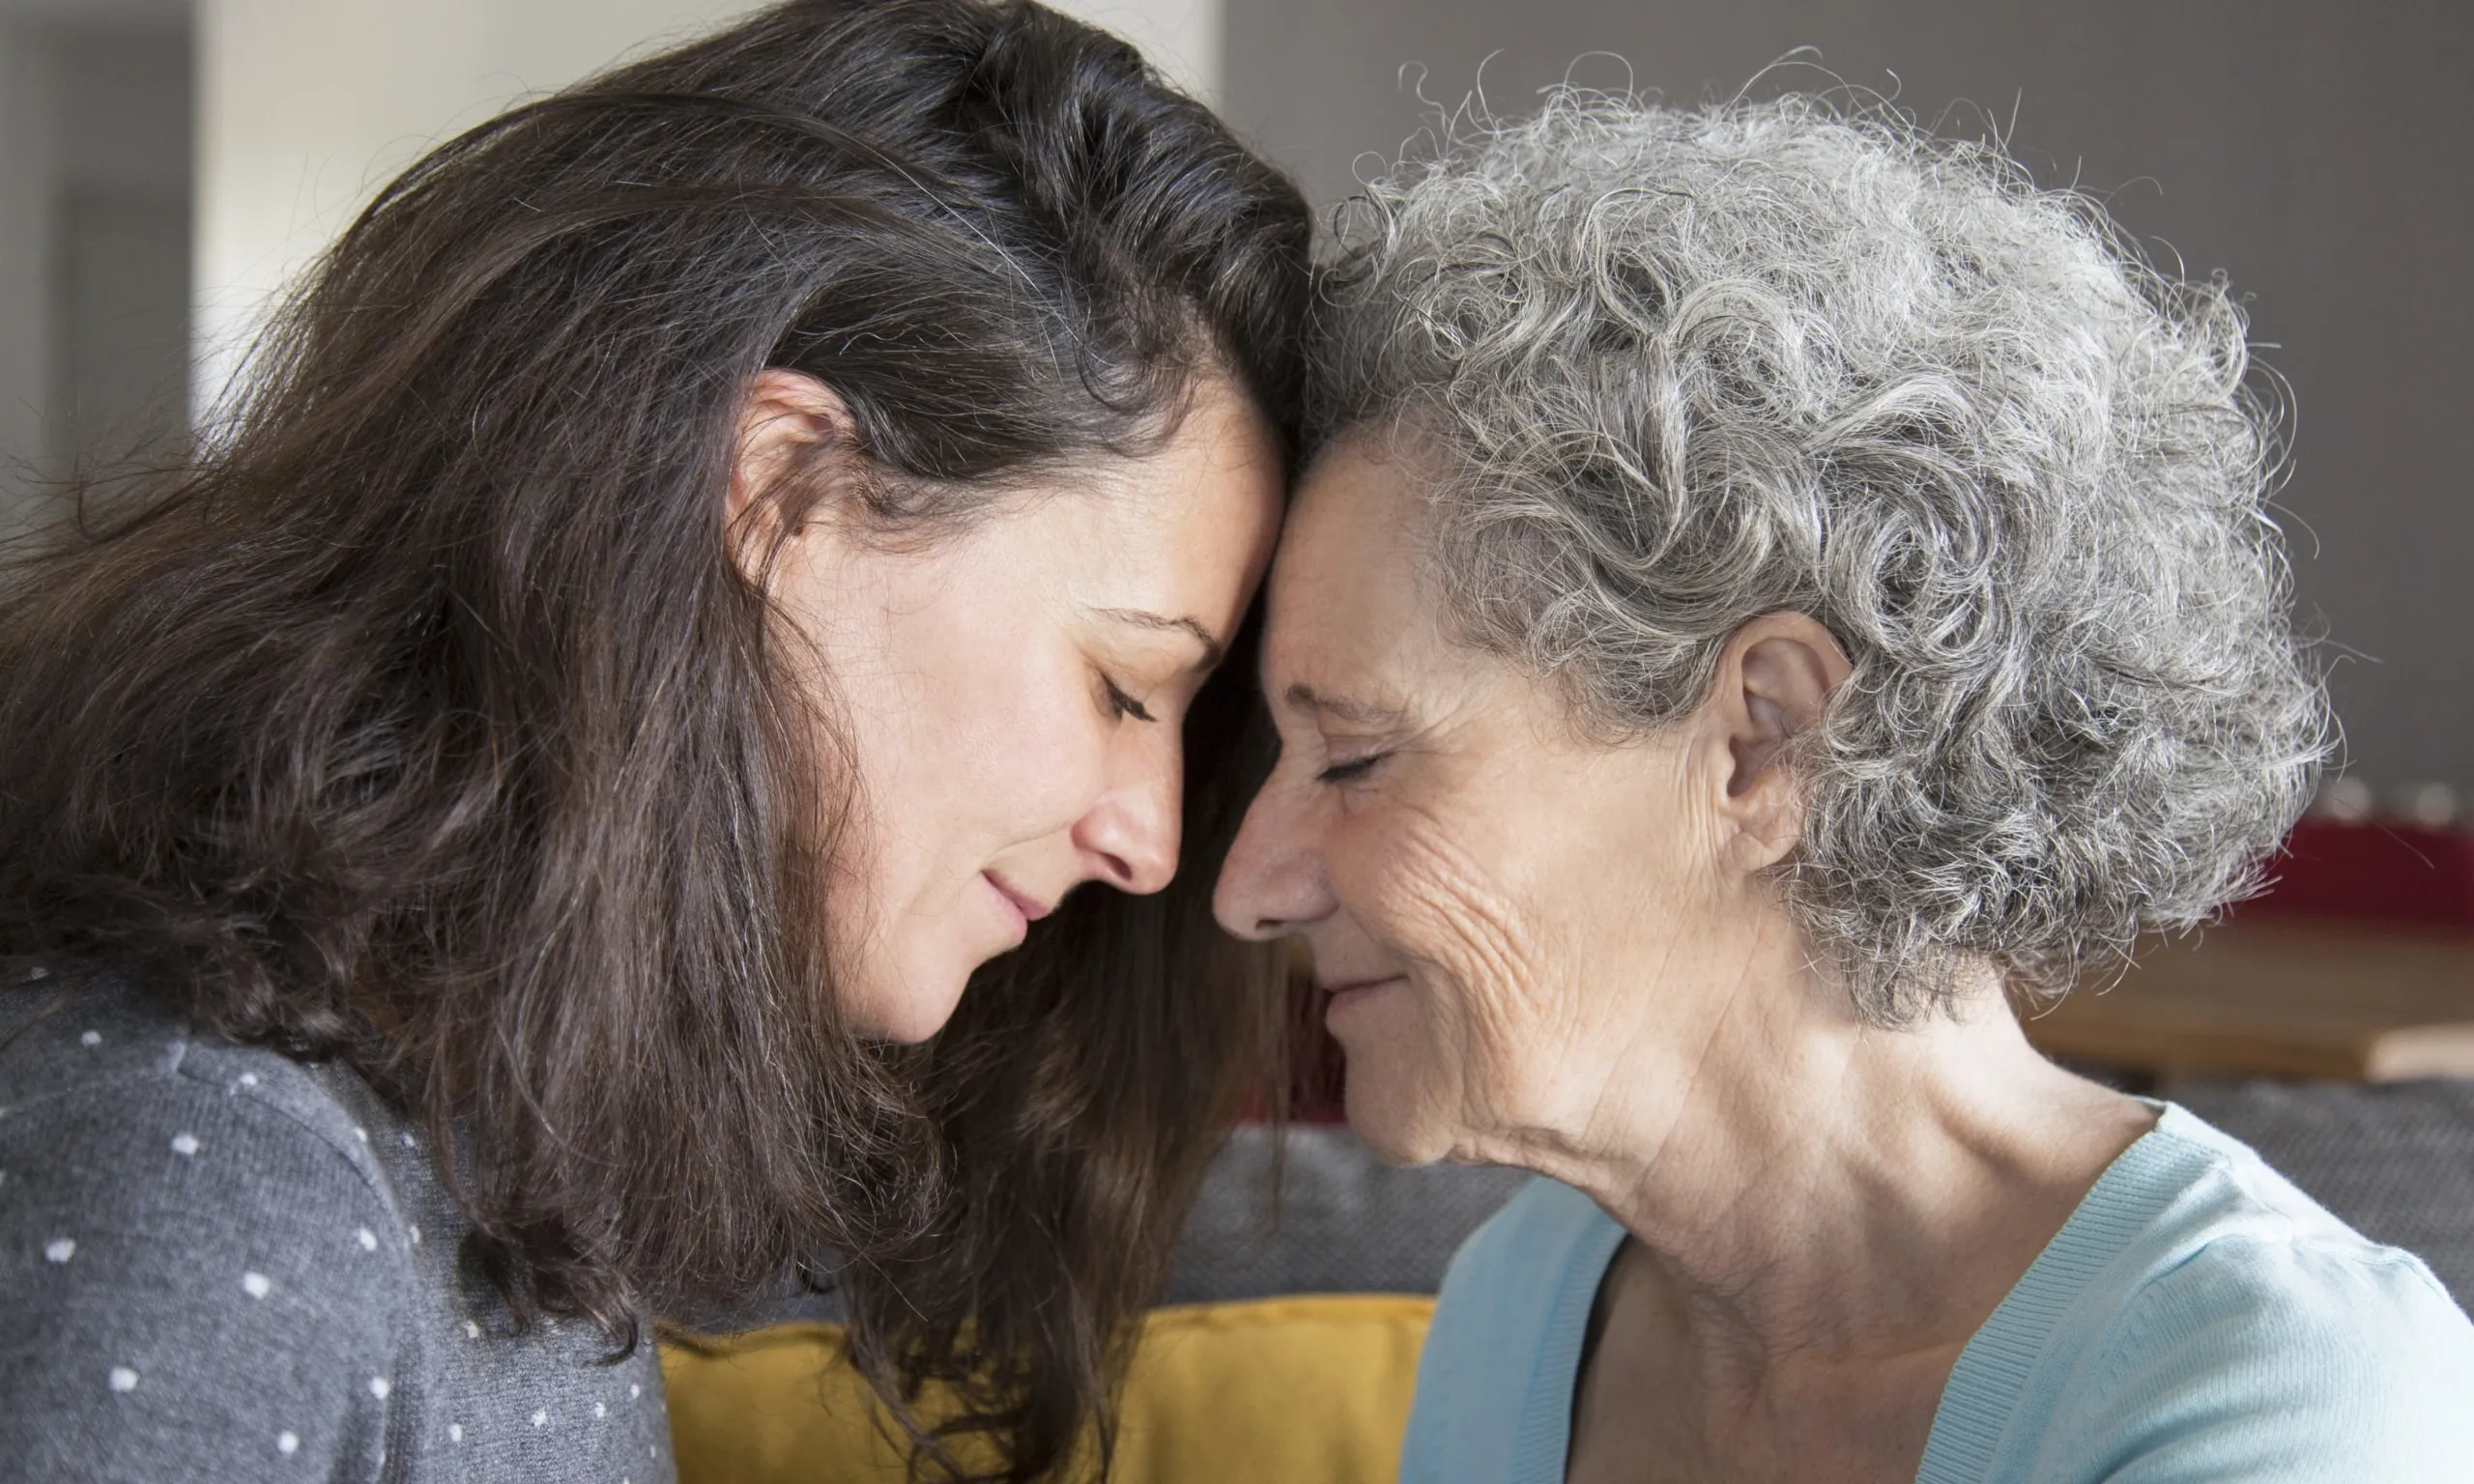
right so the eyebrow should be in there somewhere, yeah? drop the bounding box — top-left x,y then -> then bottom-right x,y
1091,607 -> 1225,672
1282,683 -> 1405,728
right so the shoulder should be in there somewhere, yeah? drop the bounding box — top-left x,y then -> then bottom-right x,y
0,972 -> 417,1298
2119,1102 -> 2468,1333
0,971 -> 419,1325
0,975 -> 417,1475
2087,1218 -> 2474,1476
2,972 -> 399,1206
1401,1177 -> 1626,1484
2026,1104 -> 2474,1481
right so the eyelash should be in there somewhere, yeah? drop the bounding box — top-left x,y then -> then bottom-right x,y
1104,678 -> 1156,724
1316,755 -> 1384,785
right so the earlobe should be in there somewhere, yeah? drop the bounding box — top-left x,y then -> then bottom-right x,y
725,367 -> 861,585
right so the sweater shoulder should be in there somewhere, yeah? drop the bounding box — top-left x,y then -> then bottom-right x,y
2,973 -> 405,1217
1925,1102 -> 2474,1484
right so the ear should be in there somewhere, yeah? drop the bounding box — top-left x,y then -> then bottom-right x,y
725,367 -> 861,586
1698,612 -> 1852,874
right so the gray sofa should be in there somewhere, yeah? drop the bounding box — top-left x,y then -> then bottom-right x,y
1166,1079 -> 2474,1313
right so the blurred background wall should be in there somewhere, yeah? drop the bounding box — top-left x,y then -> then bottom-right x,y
0,0 -> 188,541
191,0 -> 1217,406
1219,0 -> 2474,798
0,0 -> 2465,795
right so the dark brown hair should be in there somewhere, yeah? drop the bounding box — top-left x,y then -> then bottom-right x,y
0,2 -> 1307,1476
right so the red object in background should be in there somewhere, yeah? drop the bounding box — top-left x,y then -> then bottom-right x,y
2243,817 -> 2474,929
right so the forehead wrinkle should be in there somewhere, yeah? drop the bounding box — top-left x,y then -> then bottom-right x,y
1281,682 -> 1409,728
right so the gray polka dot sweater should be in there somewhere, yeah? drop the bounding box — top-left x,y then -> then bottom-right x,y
0,975 -> 676,1483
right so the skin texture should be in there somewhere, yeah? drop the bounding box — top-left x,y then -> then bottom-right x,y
735,368 -> 1282,1042
1215,434 -> 2158,1482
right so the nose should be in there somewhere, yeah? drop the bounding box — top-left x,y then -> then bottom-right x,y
1213,782 -> 1337,941
1072,735 -> 1181,896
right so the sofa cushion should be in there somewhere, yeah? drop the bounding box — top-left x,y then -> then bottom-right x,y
662,1295 -> 1433,1484
1167,1127 -> 1529,1303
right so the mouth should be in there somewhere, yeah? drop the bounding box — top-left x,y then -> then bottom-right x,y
1319,975 -> 1407,1017
983,871 -> 1055,934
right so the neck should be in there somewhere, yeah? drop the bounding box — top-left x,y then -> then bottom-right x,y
1511,934 -> 2154,1373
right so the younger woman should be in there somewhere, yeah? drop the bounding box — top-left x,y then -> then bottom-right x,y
0,3 -> 1309,1478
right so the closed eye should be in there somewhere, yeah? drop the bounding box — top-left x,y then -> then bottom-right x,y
1316,755 -> 1383,785
1104,677 -> 1157,724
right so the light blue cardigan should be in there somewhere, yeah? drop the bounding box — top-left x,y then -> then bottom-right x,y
1399,1102 -> 2474,1483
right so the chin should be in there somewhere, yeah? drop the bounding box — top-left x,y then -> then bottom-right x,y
1344,1105 -> 1438,1165
1337,1048 -> 1456,1166
845,960 -> 973,1043
1328,981 -> 1457,1164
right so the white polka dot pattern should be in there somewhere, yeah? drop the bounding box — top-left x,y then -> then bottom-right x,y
4,981 -> 676,1481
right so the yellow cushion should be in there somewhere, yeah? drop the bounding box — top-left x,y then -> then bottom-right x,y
662,1294 -> 1435,1484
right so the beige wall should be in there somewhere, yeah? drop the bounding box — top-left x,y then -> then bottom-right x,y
192,0 -> 1220,412
1223,0 -> 2474,791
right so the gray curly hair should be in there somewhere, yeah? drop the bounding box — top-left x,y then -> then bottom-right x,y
1312,93 -> 2329,1022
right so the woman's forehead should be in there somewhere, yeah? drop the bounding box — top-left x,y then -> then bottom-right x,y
1269,448 -> 1423,646
1263,447 -> 1489,719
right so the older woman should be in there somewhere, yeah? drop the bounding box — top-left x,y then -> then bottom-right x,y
1216,96 -> 2474,1482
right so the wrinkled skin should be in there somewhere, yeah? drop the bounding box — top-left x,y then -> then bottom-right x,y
1211,433 -> 1817,1176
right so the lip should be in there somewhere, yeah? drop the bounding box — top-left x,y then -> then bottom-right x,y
983,872 -> 1055,932
1321,975 -> 1407,1016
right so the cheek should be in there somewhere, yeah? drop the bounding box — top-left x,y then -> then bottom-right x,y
784,585 -> 1105,1036
834,627 -> 1101,891
1326,809 -> 1576,1131
1345,810 -> 1551,1024
910,658 -> 1102,837
826,678 -> 1099,1042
